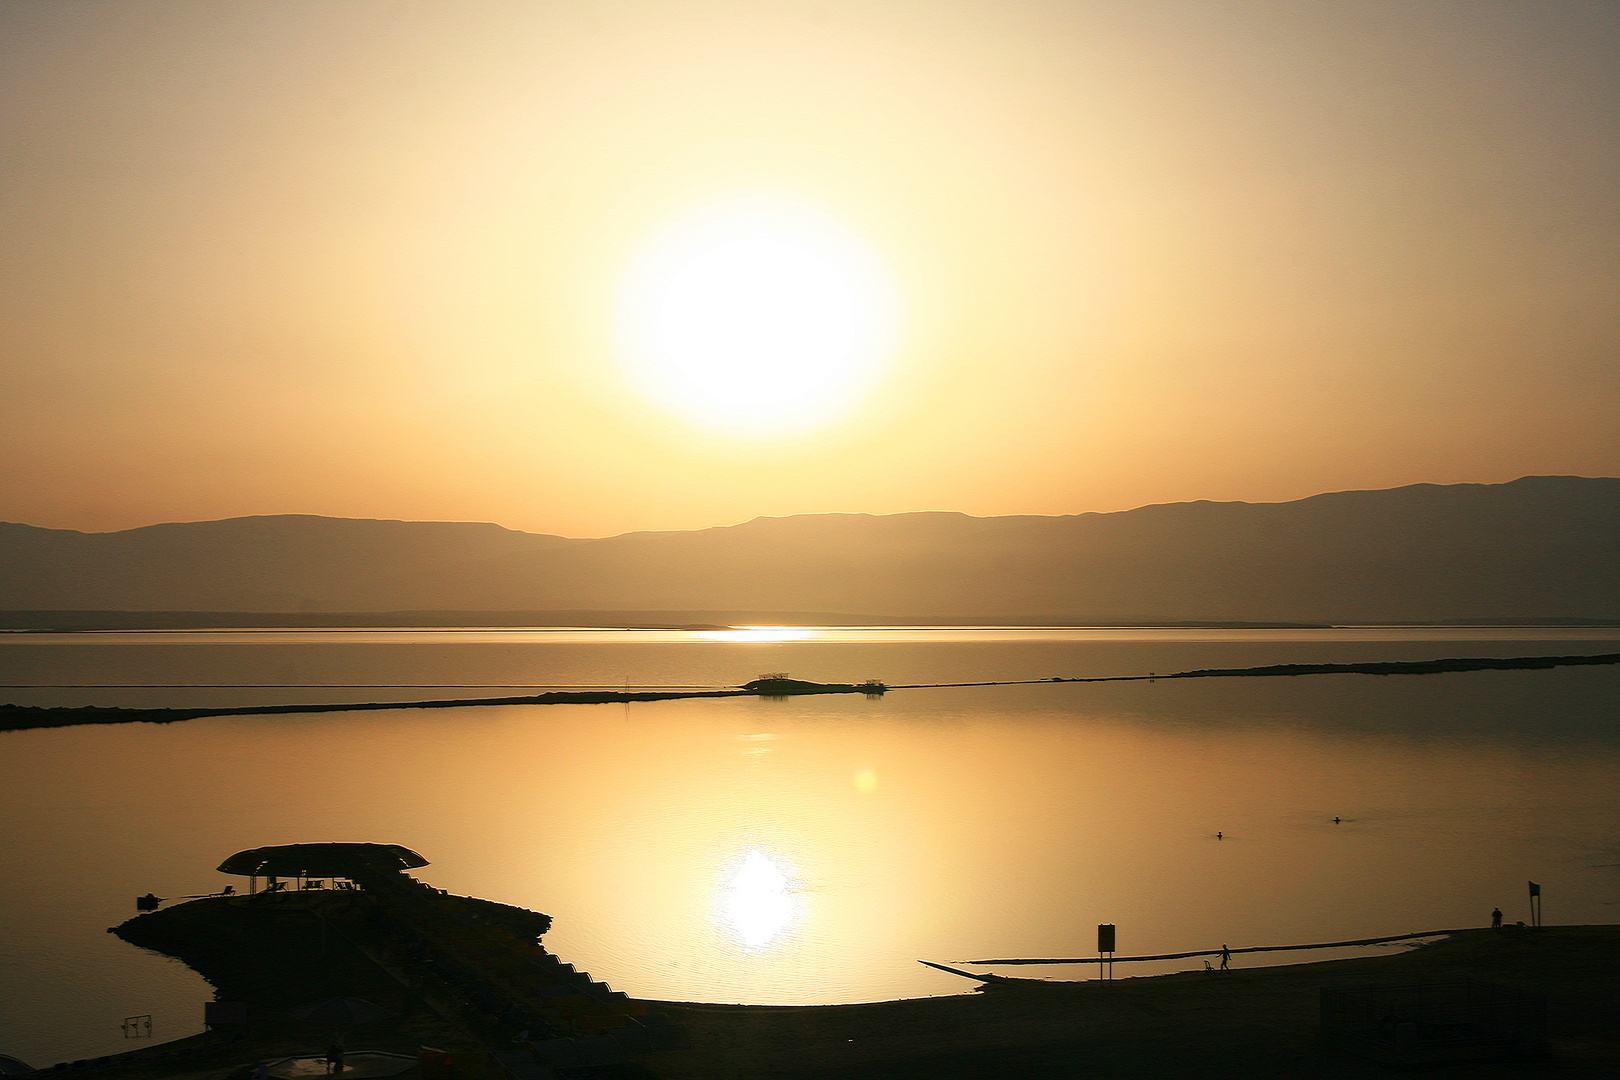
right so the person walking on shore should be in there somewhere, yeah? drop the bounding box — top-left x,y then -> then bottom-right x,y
1492,907 -> 1503,929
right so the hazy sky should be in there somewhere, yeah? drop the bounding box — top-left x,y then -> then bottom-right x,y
4,1 -> 1617,537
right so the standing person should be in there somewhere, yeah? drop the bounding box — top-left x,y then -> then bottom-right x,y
327,1041 -> 344,1074
1492,907 -> 1503,929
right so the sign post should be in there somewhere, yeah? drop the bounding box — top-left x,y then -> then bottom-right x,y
1097,924 -> 1115,981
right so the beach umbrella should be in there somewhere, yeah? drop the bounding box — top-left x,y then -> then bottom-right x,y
287,997 -> 396,1025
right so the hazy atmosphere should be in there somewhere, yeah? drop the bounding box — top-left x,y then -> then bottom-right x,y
6,8 -> 1620,1073
5,0 -> 1619,537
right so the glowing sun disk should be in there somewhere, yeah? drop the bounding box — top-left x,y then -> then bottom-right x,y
618,195 -> 898,435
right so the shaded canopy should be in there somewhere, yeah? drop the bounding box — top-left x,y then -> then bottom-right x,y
217,843 -> 428,879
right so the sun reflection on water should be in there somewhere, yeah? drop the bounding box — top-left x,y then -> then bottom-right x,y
693,626 -> 819,643
717,848 -> 802,951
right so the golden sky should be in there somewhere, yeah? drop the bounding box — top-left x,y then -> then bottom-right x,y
3,1 -> 1617,537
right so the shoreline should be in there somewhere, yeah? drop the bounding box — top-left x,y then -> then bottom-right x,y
5,608 -> 1619,633
4,651 -> 1618,734
64,910 -> 1620,1078
646,925 -> 1620,1078
0,611 -> 1352,631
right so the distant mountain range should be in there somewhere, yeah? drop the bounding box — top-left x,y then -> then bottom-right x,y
2,476 -> 1618,626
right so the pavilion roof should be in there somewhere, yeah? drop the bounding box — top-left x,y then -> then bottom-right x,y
217,843 -> 429,878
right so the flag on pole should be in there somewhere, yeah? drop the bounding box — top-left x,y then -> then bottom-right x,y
1528,881 -> 1541,897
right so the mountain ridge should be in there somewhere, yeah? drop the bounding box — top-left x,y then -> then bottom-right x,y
3,476 -> 1617,623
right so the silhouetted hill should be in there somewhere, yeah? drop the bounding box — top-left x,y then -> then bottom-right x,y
0,515 -> 574,613
2,477 -> 1617,624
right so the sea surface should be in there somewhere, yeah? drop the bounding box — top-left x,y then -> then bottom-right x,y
2,626 -> 1618,1065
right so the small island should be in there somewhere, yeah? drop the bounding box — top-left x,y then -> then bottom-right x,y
740,673 -> 887,696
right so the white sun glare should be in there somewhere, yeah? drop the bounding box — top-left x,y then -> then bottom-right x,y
618,195 -> 898,435
693,626 -> 818,643
719,847 -> 800,950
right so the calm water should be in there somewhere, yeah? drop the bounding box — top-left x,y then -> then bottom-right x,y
2,627 -> 1618,1065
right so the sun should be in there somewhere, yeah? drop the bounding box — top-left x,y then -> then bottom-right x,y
617,195 -> 898,435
